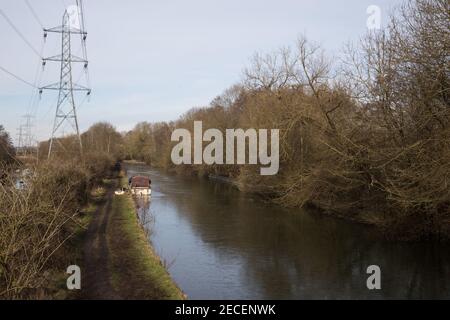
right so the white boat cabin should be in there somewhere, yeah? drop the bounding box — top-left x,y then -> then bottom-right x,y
129,175 -> 151,196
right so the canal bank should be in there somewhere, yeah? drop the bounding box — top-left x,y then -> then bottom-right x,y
108,174 -> 184,299
80,172 -> 184,300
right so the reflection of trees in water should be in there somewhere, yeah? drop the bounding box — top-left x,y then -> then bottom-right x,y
402,243 -> 450,299
160,176 -> 450,299
135,197 -> 153,238
127,164 -> 450,299
124,164 -> 155,238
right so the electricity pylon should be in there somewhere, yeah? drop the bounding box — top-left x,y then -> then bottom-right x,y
22,114 -> 34,154
40,9 -> 90,159
16,125 -> 24,152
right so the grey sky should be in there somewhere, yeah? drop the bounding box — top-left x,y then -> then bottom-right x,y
0,0 -> 405,143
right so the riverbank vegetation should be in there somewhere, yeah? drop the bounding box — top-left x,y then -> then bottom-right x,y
106,175 -> 184,299
0,125 -> 15,165
122,0 -> 449,240
0,160 -> 105,298
1,120 -> 184,299
0,123 -> 121,299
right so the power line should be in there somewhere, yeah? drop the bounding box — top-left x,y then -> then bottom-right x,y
28,40 -> 46,118
0,65 -> 37,88
76,0 -> 91,89
0,8 -> 42,58
76,93 -> 90,111
24,0 -> 44,28
76,0 -> 86,32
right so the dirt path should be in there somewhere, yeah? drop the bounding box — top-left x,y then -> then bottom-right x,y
77,174 -> 183,300
80,185 -> 122,300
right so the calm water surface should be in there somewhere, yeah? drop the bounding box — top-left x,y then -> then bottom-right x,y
125,163 -> 450,300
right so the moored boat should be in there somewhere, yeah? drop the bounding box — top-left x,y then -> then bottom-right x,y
129,175 -> 151,196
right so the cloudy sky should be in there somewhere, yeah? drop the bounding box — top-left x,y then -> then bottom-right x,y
0,0 -> 404,143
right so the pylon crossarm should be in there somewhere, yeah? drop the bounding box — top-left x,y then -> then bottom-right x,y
43,26 -> 87,36
43,54 -> 88,64
72,83 -> 90,91
39,82 -> 60,91
40,83 -> 90,91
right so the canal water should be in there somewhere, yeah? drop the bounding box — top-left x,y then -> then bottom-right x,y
125,163 -> 450,300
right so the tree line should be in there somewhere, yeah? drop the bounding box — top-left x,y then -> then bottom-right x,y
122,0 -> 450,240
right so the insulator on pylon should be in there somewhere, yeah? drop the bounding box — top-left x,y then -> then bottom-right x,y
39,89 -> 43,99
44,31 -> 47,41
84,62 -> 88,69
42,60 -> 46,70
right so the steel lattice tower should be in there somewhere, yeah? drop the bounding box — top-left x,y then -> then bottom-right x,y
40,10 -> 90,159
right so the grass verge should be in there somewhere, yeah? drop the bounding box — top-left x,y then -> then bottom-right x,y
106,176 -> 184,300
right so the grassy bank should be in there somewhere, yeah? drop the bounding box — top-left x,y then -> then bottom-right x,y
106,176 -> 184,299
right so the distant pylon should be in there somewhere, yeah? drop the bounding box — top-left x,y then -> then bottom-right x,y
16,125 -> 24,152
22,114 -> 34,153
40,9 -> 90,159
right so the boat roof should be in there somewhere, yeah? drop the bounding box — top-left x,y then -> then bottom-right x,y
130,176 -> 151,188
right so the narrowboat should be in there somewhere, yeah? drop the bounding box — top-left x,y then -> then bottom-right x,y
129,175 -> 151,196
